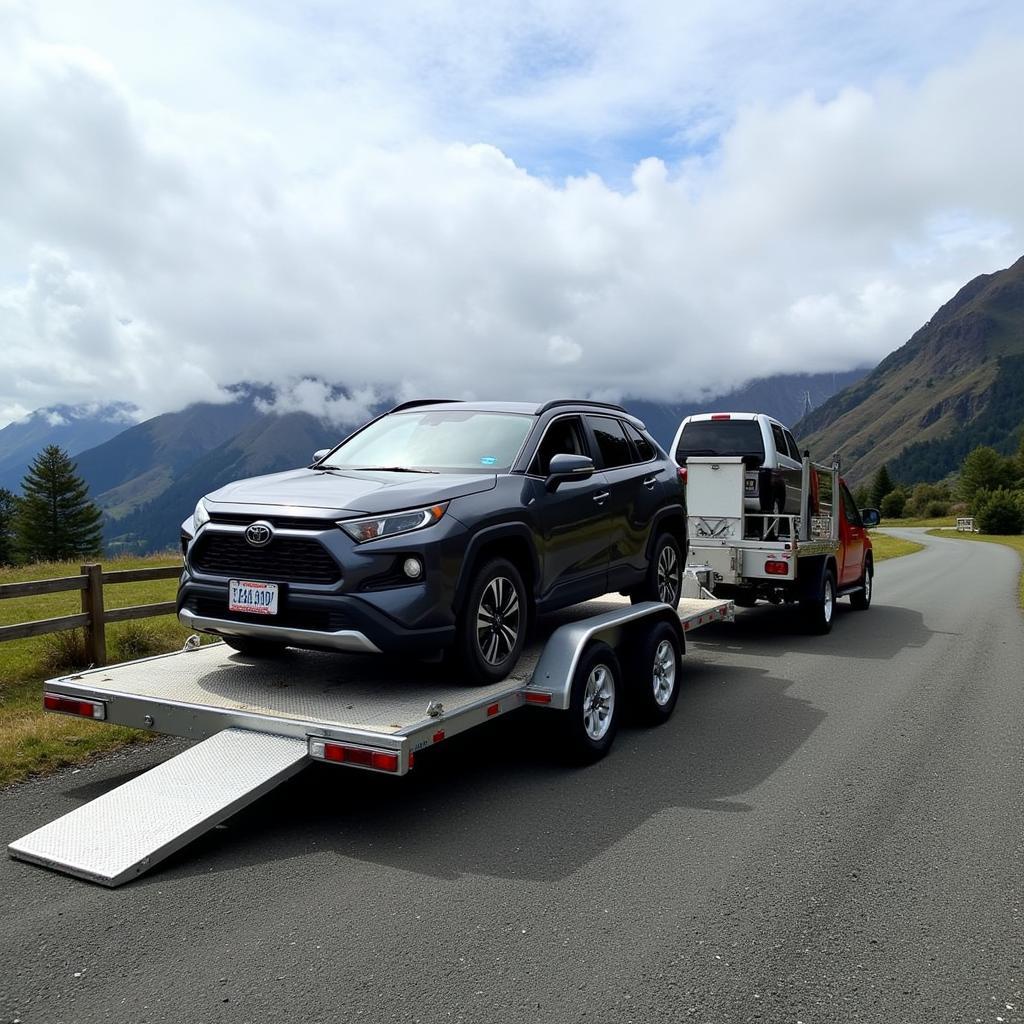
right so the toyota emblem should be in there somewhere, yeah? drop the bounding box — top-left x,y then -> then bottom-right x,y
244,521 -> 274,547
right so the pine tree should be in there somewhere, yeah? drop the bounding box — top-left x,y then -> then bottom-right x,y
958,445 -> 1012,507
869,464 -> 894,507
15,446 -> 103,563
0,488 -> 18,565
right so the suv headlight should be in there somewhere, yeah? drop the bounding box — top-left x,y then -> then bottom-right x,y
339,502 -> 448,543
193,498 -> 211,530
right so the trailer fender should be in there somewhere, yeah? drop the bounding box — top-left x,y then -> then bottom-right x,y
527,602 -> 684,709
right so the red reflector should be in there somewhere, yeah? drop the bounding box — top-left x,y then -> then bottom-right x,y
408,752 -> 415,769
323,742 -> 399,772
370,751 -> 399,772
44,693 -> 104,719
677,466 -> 688,484
711,414 -> 731,420
486,702 -> 499,717
524,692 -> 552,704
323,742 -> 346,763
765,560 -> 789,575
433,730 -> 445,743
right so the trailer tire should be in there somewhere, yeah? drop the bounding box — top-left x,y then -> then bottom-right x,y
558,641 -> 621,762
223,636 -> 289,657
627,620 -> 681,725
850,557 -> 873,610
630,532 -> 682,609
452,557 -> 528,684
801,566 -> 836,634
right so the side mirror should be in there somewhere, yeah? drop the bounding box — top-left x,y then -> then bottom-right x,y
861,507 -> 881,527
546,453 -> 595,491
311,448 -> 332,465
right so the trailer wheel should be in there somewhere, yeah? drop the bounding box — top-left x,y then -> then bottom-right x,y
850,558 -> 873,610
628,621 -> 681,725
630,533 -> 682,609
801,566 -> 836,634
558,641 -> 621,762
223,636 -> 289,657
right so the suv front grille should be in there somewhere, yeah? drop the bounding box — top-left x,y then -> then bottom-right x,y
207,512 -> 337,531
191,533 -> 341,584
185,595 -> 353,632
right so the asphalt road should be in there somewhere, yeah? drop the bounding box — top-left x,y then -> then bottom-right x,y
1,528 -> 1022,1024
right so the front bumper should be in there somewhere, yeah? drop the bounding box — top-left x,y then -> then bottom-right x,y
177,608 -> 382,653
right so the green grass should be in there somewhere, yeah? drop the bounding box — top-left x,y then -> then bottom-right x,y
878,516 -> 955,529
0,553 -> 204,787
870,531 -> 926,561
926,529 -> 1024,608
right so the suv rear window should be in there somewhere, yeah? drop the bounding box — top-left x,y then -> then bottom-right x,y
676,420 -> 766,461
586,415 -> 633,469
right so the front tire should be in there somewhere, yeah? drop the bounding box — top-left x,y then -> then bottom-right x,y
557,641 -> 621,762
630,532 -> 683,610
453,557 -> 528,683
801,566 -> 836,634
850,558 -> 873,610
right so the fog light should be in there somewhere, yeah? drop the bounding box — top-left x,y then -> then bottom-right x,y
403,557 -> 423,579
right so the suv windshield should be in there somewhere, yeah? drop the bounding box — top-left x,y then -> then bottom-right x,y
321,410 -> 534,473
676,420 -> 766,460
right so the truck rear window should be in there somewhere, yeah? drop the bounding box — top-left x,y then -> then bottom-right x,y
676,420 -> 766,461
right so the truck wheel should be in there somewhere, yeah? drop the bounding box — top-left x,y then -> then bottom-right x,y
453,557 -> 527,683
630,533 -> 682,609
801,566 -> 836,634
628,621 -> 681,725
558,641 -> 621,762
850,558 -> 873,610
223,636 -> 289,657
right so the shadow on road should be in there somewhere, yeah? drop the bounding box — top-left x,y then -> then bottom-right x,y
64,658 -> 826,887
691,601 -> 937,660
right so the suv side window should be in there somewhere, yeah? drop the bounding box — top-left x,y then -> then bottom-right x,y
784,430 -> 802,463
841,483 -> 863,527
528,416 -> 588,476
623,422 -> 655,462
770,423 -> 788,460
586,415 -> 633,469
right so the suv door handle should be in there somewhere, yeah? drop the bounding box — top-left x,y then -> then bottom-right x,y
642,475 -> 657,488
593,491 -> 610,504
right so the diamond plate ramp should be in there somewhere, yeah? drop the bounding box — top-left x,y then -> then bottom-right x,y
8,729 -> 307,887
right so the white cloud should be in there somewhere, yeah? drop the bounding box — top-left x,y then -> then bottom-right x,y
1,3 -> 1023,427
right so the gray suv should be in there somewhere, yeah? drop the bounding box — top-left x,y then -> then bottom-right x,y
177,399 -> 687,682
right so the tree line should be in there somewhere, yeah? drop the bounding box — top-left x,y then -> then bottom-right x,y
855,432 -> 1024,534
0,445 -> 103,566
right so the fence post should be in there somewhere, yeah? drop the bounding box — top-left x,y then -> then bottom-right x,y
80,563 -> 106,667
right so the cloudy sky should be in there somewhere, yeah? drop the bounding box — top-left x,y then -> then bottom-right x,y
2,0 -> 1024,427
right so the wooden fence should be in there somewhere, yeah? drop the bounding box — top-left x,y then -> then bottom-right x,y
0,563 -> 181,666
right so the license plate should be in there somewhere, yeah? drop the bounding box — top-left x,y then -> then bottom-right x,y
229,580 -> 278,615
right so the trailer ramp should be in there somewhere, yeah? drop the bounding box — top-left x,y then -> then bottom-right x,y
8,728 -> 306,887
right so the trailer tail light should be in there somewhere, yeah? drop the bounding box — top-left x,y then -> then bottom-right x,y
677,466 -> 687,484
524,691 -> 552,704
711,414 -> 731,420
309,739 -> 400,773
44,693 -> 106,720
764,560 -> 789,575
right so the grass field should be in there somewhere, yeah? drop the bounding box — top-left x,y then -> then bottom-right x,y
0,553 -> 203,787
880,516 -> 955,529
870,531 -> 926,561
925,529 -> 1024,608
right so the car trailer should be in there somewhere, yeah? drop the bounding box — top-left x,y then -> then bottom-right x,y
8,586 -> 732,887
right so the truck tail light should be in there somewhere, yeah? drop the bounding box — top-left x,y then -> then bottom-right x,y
764,560 -> 789,575
44,693 -> 106,720
309,740 -> 400,773
711,414 -> 731,420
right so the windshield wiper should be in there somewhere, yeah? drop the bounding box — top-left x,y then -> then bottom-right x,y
332,465 -> 438,474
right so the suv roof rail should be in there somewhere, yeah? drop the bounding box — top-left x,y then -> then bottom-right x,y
389,399 -> 461,413
537,399 -> 628,415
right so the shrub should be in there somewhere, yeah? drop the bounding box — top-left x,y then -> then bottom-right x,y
39,629 -> 91,675
880,491 -> 906,519
904,481 -> 951,518
113,621 -> 163,662
923,500 -> 950,519
975,488 -> 1024,535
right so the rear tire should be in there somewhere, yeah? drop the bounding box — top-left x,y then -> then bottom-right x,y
557,641 -> 621,762
452,557 -> 528,684
630,532 -> 683,610
801,566 -> 836,634
627,621 -> 682,725
850,558 -> 873,610
222,635 -> 289,657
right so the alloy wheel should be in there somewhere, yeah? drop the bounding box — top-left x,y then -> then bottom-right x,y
582,664 -> 615,740
476,576 -> 521,666
652,639 -> 676,707
657,544 -> 680,605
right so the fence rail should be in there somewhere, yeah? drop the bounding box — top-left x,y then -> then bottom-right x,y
0,563 -> 181,665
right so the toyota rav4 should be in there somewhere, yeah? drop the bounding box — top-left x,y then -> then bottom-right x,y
177,399 -> 688,682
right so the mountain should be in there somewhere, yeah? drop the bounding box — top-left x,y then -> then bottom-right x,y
795,256 -> 1024,486
75,391 -> 268,518
629,369 -> 868,451
0,402 -> 136,491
